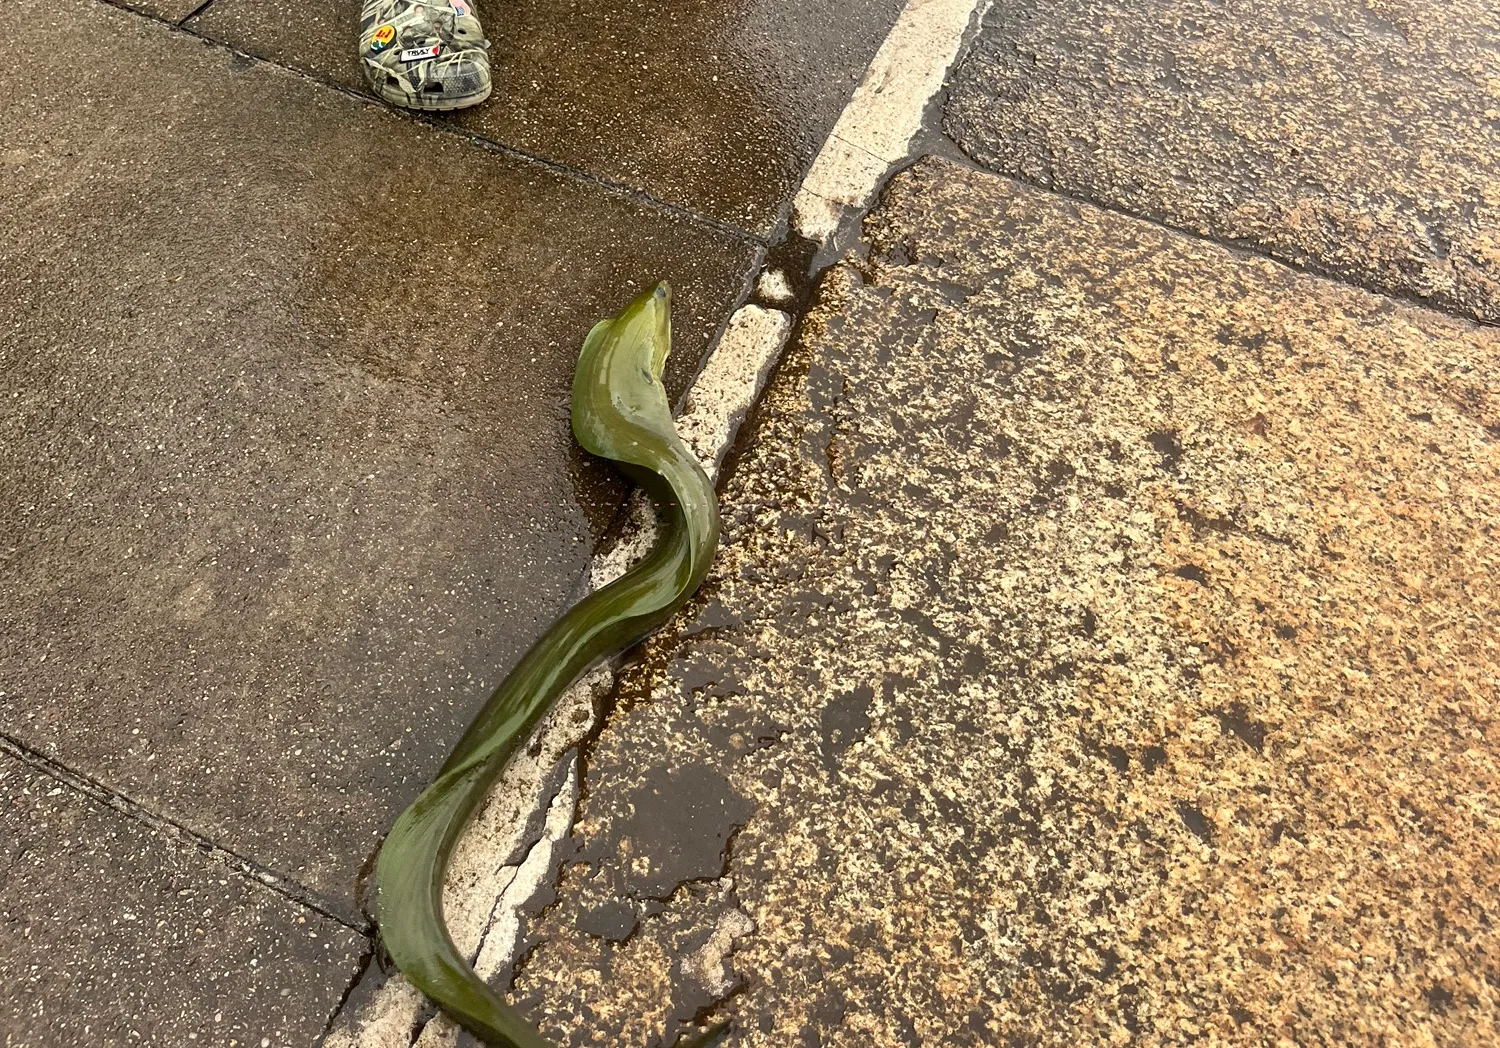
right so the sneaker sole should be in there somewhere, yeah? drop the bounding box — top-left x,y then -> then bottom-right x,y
370,79 -> 493,112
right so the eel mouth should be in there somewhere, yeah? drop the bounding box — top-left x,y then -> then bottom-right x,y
647,282 -> 673,379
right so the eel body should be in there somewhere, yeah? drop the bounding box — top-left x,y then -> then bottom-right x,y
375,283 -> 724,1047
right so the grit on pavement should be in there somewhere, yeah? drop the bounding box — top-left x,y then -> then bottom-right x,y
3,1 -> 1499,1047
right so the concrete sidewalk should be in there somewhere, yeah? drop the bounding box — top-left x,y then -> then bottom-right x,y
466,2 -> 1500,1046
0,0 -> 904,1042
4,0 -> 1499,1045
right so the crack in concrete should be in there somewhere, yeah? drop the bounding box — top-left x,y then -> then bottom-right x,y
177,0 -> 217,24
0,731 -> 369,933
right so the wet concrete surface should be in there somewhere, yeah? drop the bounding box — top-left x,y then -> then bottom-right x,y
113,0 -> 204,23
187,0 -> 907,233
946,0 -> 1500,322
499,158 -> 1499,1046
1,0 -> 753,908
0,751 -> 366,1047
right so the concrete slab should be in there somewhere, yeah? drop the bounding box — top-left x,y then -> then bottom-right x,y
946,0 -> 1500,322
0,751 -> 366,1046
115,0 -> 204,23
186,0 -> 908,233
0,0 -> 754,908
501,158 -> 1500,1045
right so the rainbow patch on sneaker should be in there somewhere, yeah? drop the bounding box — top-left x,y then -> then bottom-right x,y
369,24 -> 396,52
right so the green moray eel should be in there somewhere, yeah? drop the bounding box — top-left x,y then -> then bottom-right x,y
375,283 -> 726,1047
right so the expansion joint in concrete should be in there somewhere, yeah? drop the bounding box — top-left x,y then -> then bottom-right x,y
88,0 -> 767,249
955,157 -> 1500,331
0,730 -> 371,935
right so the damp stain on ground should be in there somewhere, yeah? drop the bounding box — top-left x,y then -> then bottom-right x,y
577,763 -> 755,903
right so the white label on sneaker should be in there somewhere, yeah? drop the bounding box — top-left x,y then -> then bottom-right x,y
399,44 -> 441,62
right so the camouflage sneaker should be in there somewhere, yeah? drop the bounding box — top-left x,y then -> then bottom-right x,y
359,0 -> 492,111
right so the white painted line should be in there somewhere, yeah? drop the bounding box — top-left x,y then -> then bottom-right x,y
412,764 -> 580,1048
794,0 -> 993,242
678,306 -> 795,479
322,977 -> 425,1048
754,269 -> 795,305
325,0 -> 988,1040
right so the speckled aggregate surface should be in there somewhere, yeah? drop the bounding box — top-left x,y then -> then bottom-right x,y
0,753 -> 366,1047
9,0 -> 1500,1040
0,0 -> 751,907
501,159 -> 1500,1046
188,0 -> 907,232
111,0 -> 202,22
946,0 -> 1500,322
